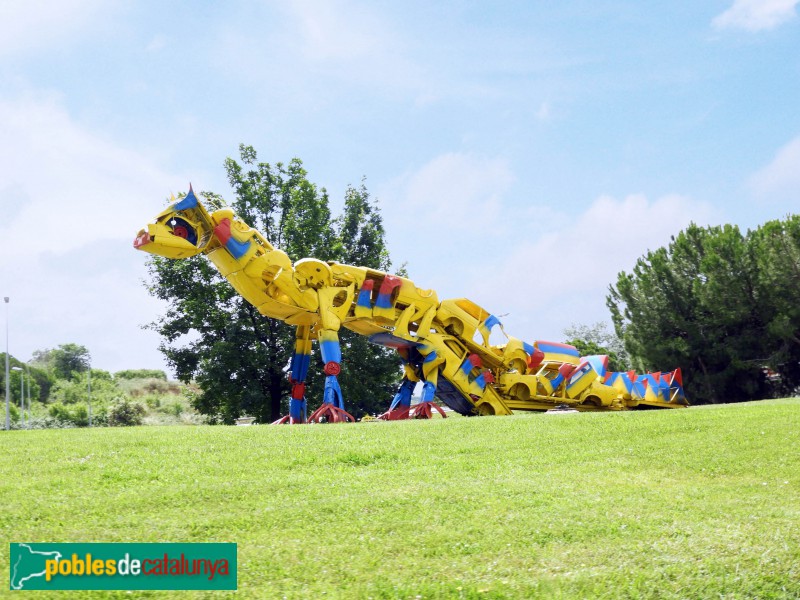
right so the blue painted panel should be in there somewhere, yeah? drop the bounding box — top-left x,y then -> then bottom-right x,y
174,190 -> 198,211
375,294 -> 393,309
423,350 -> 438,363
356,289 -> 372,307
290,352 -> 311,381
289,398 -> 306,421
226,237 -> 250,259
323,375 -> 344,409
474,373 -> 487,390
320,340 -> 342,364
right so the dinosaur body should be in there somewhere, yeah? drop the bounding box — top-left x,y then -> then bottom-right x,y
135,188 -> 688,423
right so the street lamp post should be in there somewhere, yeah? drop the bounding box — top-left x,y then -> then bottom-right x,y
4,296 -> 9,431
12,366 -> 23,428
87,361 -> 92,427
26,363 -> 31,428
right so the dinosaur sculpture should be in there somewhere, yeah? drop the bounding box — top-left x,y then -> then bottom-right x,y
134,187 -> 688,423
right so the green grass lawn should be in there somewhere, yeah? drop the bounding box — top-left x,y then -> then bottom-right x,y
1,399 -> 799,599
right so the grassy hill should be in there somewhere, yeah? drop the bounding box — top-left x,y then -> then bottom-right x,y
1,399 -> 798,598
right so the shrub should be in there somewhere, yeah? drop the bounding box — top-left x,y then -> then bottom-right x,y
48,402 -> 92,426
117,378 -> 181,398
143,394 -> 161,409
114,370 -> 167,381
107,399 -> 146,427
10,416 -> 75,429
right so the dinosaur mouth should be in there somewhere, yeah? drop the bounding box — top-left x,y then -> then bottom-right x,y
133,230 -> 151,249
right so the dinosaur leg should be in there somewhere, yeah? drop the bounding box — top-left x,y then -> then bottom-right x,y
273,325 -> 313,424
410,369 -> 447,419
307,329 -> 356,423
403,343 -> 446,419
378,348 -> 419,420
378,377 -> 416,420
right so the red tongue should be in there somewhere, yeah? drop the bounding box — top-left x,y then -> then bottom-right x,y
133,231 -> 151,249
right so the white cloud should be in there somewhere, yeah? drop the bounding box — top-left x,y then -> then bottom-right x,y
535,101 -> 552,121
0,94 -> 186,260
378,156 -> 715,347
0,0 -> 109,57
212,0 -> 429,104
749,135 -> 800,200
375,152 -> 516,316
384,152 -> 515,228
0,94 -> 187,372
145,35 -> 167,53
463,193 -> 714,344
494,194 -> 711,296
283,0 -> 386,62
712,0 -> 798,32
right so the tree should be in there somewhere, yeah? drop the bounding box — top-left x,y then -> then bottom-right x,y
563,321 -> 629,371
607,218 -> 800,404
146,145 -> 401,423
47,344 -> 91,381
747,215 -> 800,396
0,353 -> 46,404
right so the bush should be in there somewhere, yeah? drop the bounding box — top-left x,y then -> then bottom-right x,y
114,370 -> 167,381
107,399 -> 146,427
117,378 -> 181,398
143,394 -> 161,409
49,377 -> 121,406
10,416 -> 75,429
48,402 -> 93,426
48,380 -> 86,405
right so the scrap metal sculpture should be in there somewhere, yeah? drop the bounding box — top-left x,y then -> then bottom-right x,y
135,187 -> 688,423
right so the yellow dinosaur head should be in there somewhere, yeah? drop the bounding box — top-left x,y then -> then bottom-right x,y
134,186 -> 214,259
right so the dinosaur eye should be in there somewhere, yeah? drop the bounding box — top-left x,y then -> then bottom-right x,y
168,217 -> 198,245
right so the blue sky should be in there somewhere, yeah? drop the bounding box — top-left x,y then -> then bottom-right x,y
1,0 -> 799,373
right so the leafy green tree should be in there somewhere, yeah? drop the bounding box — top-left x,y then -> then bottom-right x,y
0,353 -> 45,404
564,339 -> 627,373
47,344 -> 91,381
49,370 -> 120,406
606,219 -> 800,404
747,215 -> 800,396
563,321 -> 629,371
146,145 -> 400,423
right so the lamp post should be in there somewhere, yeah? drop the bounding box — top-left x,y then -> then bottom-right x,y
26,362 -> 31,428
87,360 -> 92,427
12,366 -> 23,428
4,296 -> 9,431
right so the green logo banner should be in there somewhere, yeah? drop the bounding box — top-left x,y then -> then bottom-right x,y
9,543 -> 237,591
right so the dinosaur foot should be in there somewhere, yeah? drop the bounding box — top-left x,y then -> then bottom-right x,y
307,404 -> 356,423
377,406 -> 411,421
272,415 -> 306,425
410,401 -> 447,419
